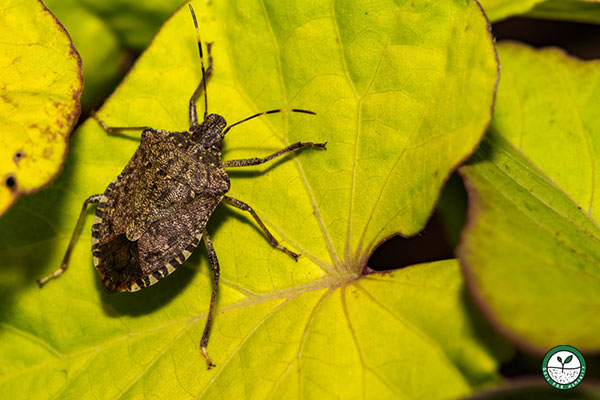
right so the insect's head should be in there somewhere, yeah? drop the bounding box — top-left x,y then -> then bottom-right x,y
191,113 -> 226,151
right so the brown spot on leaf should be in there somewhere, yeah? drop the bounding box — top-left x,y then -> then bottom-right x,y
1,94 -> 17,107
44,147 -> 53,158
13,150 -> 26,165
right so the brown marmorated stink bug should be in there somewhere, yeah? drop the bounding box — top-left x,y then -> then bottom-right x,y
37,5 -> 326,369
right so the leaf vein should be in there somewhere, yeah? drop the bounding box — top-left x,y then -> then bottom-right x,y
353,281 -> 466,379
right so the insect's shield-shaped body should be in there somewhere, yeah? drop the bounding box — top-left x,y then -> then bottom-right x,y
93,115 -> 231,293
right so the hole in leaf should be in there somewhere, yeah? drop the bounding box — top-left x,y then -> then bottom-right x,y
5,176 -> 16,190
367,214 -> 454,271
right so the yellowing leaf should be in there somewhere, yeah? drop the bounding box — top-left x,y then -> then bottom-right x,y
0,0 -> 82,216
0,1 -> 506,398
459,43 -> 600,351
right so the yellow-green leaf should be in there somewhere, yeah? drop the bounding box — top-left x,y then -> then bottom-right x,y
478,0 -> 543,22
527,0 -> 600,25
0,1 -> 505,398
459,43 -> 600,352
0,0 -> 82,216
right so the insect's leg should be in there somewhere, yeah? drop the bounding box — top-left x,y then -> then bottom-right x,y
222,196 -> 299,260
201,230 -> 219,369
189,5 -> 213,127
223,141 -> 327,168
189,43 -> 213,127
92,112 -> 151,134
37,194 -> 103,287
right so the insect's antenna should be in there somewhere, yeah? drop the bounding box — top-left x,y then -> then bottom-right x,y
222,109 -> 316,136
189,5 -> 208,119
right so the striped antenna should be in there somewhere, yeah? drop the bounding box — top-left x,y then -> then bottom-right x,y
189,5 -> 208,119
222,109 -> 316,136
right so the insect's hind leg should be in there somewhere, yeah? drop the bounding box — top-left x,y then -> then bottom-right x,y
201,230 -> 219,369
37,194 -> 103,287
222,141 -> 326,168
222,196 -> 299,261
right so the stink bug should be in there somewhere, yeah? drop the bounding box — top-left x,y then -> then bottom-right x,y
38,5 -> 326,369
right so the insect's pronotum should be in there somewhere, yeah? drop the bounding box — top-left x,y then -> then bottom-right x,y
38,4 -> 326,369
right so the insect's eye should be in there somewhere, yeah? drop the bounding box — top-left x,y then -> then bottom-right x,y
204,144 -> 210,149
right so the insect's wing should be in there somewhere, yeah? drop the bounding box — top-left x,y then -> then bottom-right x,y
94,193 -> 221,292
92,146 -> 143,292
94,146 -> 143,248
135,193 -> 223,288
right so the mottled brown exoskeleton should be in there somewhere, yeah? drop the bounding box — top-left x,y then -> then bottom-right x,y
38,5 -> 326,369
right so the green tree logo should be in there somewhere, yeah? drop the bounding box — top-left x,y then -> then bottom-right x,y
542,346 -> 586,390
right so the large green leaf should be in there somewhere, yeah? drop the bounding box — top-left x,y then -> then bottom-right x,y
0,0 -> 504,398
0,0 -> 82,216
459,43 -> 600,352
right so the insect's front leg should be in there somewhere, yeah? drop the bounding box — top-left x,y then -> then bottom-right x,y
189,42 -> 214,127
201,230 -> 219,369
222,196 -> 299,260
37,194 -> 103,287
222,141 -> 326,168
91,112 -> 151,134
